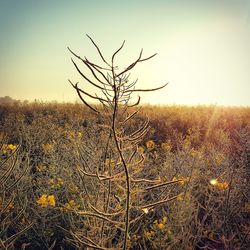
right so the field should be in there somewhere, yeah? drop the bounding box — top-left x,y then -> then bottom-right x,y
0,100 -> 250,249
0,101 -> 249,249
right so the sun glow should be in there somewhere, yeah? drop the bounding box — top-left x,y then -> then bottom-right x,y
210,179 -> 218,186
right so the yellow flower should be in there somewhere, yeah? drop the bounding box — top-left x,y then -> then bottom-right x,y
179,177 -> 189,185
161,142 -> 172,152
177,194 -> 184,201
190,148 -> 199,157
173,176 -> 188,185
142,208 -> 149,214
145,231 -> 154,240
209,179 -> 229,190
63,199 -> 80,211
41,143 -> 54,153
36,165 -> 47,172
57,178 -> 64,185
1,144 -> 17,154
37,195 -> 48,208
47,195 -> 56,206
37,194 -> 56,208
217,182 -> 229,190
158,223 -> 165,230
146,140 -> 155,150
138,146 -> 145,154
48,178 -> 64,188
105,159 -> 115,169
8,144 -> 17,151
162,216 -> 167,224
7,202 -> 14,211
48,179 -> 54,185
172,176 -> 178,182
154,217 -> 167,231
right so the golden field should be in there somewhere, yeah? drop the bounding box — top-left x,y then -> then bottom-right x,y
0,102 -> 249,249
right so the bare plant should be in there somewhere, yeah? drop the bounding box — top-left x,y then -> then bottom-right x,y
0,143 -> 33,249
67,35 -> 181,249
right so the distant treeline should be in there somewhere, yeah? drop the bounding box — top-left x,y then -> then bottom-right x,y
0,96 -> 21,104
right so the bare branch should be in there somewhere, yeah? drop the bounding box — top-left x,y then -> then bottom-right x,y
128,95 -> 141,108
139,195 -> 179,210
122,108 -> 141,125
68,47 -> 112,88
89,203 -> 124,217
70,57 -> 108,91
69,80 -> 99,113
124,82 -> 168,93
70,231 -> 108,250
139,52 -> 157,62
144,179 -> 184,191
116,49 -> 143,77
84,57 -> 112,84
71,81 -> 108,103
86,34 -> 111,67
76,211 -> 124,228
112,40 -> 125,66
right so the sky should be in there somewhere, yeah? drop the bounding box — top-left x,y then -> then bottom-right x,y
0,0 -> 249,106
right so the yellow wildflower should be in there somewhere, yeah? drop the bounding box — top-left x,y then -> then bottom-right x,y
1,144 -> 17,154
179,177 -> 189,185
209,179 -> 229,190
77,132 -> 82,139
63,199 -> 80,211
8,144 -> 17,151
162,216 -> 167,223
161,142 -> 172,152
48,178 -> 64,188
37,195 -> 48,208
177,194 -> 184,201
142,208 -> 149,214
158,223 -> 165,230
172,176 -> 178,182
57,178 -> 64,185
217,182 -> 229,190
146,140 -> 155,150
37,194 -> 56,208
48,179 -> 54,185
41,143 -> 54,153
105,158 -> 115,169
190,148 -> 199,157
145,231 -> 154,240
153,217 -> 167,231
47,195 -> 56,206
138,146 -> 145,154
36,165 -> 47,172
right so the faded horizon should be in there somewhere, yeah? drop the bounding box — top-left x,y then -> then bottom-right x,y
0,0 -> 249,106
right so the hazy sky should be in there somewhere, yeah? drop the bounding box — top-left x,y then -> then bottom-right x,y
0,0 -> 249,105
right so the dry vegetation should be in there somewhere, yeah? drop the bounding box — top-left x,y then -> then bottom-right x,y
0,102 -> 249,249
1,37 -> 250,249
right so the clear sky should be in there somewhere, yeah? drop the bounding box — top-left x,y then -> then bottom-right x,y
0,0 -> 249,106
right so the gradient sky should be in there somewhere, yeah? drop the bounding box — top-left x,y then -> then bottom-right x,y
0,0 -> 249,105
